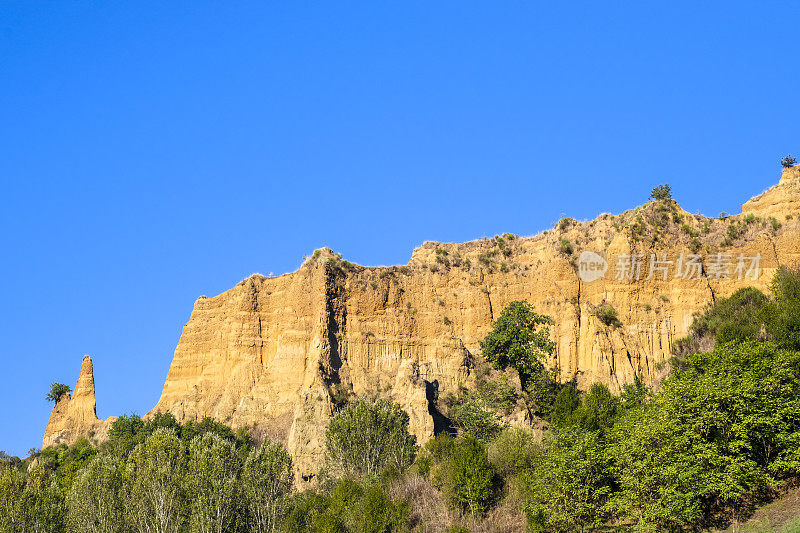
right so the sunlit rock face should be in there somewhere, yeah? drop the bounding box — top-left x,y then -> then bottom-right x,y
44,174 -> 800,481
42,356 -> 116,448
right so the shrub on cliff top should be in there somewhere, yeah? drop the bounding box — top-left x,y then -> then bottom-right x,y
650,184 -> 672,201
45,383 -> 71,403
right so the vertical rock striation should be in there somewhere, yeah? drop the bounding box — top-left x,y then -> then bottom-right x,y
42,356 -> 116,448
43,174 -> 800,481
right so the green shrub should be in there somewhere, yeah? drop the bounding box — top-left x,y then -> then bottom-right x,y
45,383 -> 71,403
449,397 -> 502,444
557,238 -> 573,256
650,184 -> 672,201
594,305 -> 622,328
681,223 -> 698,237
487,427 -> 540,477
521,426 -> 613,532
781,154 -> 796,168
324,398 -> 417,480
442,438 -> 495,515
550,383 -> 580,428
573,383 -> 619,433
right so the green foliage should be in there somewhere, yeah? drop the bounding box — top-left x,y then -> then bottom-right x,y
593,304 -> 622,328
650,184 -> 672,201
446,376 -> 518,442
680,268 -> 800,352
46,382 -> 71,403
0,460 -> 27,531
282,479 -> 408,533
242,440 -> 294,532
442,438 -> 495,515
487,427 -> 540,477
525,366 -> 562,419
549,383 -> 580,428
449,396 -> 502,444
324,398 -> 417,480
770,267 -> 800,350
19,478 -> 66,533
186,433 -> 241,532
608,341 -> 800,529
123,428 -> 187,533
521,426 -> 613,532
573,383 -> 619,433
66,454 -> 123,533
557,238 -> 573,256
37,437 -> 97,492
689,287 -> 772,345
479,301 -> 555,385
781,154 -> 797,168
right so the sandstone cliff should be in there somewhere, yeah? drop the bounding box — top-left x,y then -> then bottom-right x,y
42,356 -> 115,448
44,172 -> 800,481
743,166 -> 800,219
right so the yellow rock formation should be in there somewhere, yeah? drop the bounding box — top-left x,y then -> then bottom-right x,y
44,174 -> 800,481
42,356 -> 115,448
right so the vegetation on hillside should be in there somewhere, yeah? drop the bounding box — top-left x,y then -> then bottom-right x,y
3,268 -> 800,531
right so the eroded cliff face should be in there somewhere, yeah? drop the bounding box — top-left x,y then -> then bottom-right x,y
44,172 -> 800,481
42,356 -> 116,448
743,166 -> 800,219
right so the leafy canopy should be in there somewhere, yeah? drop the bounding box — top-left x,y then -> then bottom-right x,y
45,383 -> 70,403
479,301 -> 555,384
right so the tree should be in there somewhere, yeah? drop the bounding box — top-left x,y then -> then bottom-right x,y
649,184 -> 672,201
550,383 -> 580,428
573,383 -> 619,433
123,427 -> 187,533
185,433 -> 241,533
46,383 -> 71,403
66,454 -> 123,533
18,477 -> 66,533
443,438 -> 495,515
781,154 -> 797,168
241,440 -> 293,533
0,460 -> 26,532
521,427 -> 613,532
608,341 -> 800,529
449,396 -> 502,444
770,267 -> 800,350
324,398 -> 417,480
480,301 -> 555,385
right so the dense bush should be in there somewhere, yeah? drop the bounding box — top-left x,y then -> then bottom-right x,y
480,300 -> 555,385
283,479 -> 408,533
441,438 -> 496,515
650,184 -> 672,201
593,304 -> 622,328
45,382 -> 71,403
324,398 -> 417,480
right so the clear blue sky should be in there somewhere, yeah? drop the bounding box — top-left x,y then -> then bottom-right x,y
1,2 -> 797,456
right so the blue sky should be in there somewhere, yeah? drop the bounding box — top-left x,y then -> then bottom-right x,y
1,2 -> 798,456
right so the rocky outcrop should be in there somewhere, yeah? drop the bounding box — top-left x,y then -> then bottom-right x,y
43,172 -> 800,482
743,166 -> 800,219
42,356 -> 115,448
